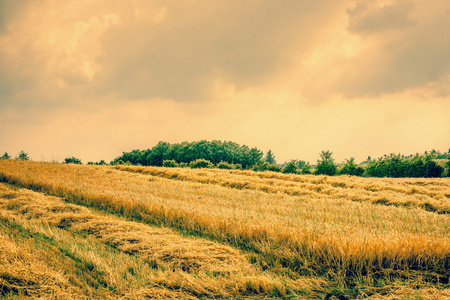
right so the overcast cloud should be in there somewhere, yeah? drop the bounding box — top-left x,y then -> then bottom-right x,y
1,0 -> 449,163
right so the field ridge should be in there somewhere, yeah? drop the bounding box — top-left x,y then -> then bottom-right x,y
113,165 -> 450,214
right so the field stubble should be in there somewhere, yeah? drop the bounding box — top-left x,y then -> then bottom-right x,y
0,160 -> 450,298
0,182 -> 319,299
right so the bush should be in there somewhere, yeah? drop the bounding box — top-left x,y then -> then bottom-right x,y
234,163 -> 243,170
282,160 -> 298,174
110,159 -> 130,165
163,160 -> 178,168
446,157 -> 450,177
301,163 -> 312,174
252,162 -> 269,171
89,160 -> 107,165
315,151 -> 337,176
189,159 -> 213,169
422,155 -> 444,178
64,157 -> 82,164
365,153 -> 444,178
217,161 -> 234,169
16,151 -> 29,161
266,164 -> 281,172
1,152 -> 11,159
339,158 -> 364,176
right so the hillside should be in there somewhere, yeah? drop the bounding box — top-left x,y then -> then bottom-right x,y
1,160 -> 450,299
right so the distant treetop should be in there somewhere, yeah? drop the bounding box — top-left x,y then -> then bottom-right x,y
1,152 -> 11,159
112,140 -> 264,169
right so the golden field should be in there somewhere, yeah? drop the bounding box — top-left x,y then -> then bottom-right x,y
0,159 -> 449,299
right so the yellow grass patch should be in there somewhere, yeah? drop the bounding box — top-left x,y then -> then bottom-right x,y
0,160 -> 449,298
114,165 -> 450,213
0,182 -> 322,299
0,233 -> 82,299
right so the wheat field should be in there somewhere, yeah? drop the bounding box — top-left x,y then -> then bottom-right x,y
0,159 -> 449,299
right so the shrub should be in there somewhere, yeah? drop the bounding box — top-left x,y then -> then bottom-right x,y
64,157 -> 82,164
163,160 -> 179,168
217,161 -> 234,169
315,151 -> 337,176
1,152 -> 11,159
282,160 -> 298,174
339,158 -> 364,176
446,157 -> 450,177
266,164 -> 281,172
89,160 -> 107,165
252,162 -> 269,171
422,155 -> 444,178
365,153 -> 444,178
16,151 -> 29,161
110,160 -> 132,166
301,163 -> 312,174
234,164 -> 243,170
189,159 -> 213,169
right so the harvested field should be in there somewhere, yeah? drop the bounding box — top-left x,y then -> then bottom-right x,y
0,160 -> 449,299
0,182 -> 321,299
114,165 -> 450,213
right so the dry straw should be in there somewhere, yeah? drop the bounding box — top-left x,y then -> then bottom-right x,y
1,160 -> 449,289
0,182 -> 322,299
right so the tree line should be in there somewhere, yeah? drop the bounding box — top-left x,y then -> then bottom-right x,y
112,140 -> 264,169
111,141 -> 450,178
2,143 -> 450,178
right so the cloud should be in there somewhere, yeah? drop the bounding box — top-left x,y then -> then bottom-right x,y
334,0 -> 450,98
347,1 -> 416,34
2,0 -> 450,108
0,0 -> 349,115
94,0 -> 346,102
1,0 -> 449,164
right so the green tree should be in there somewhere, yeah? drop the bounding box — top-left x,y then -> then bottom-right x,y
446,155 -> 450,177
339,157 -> 364,176
17,151 -> 29,161
113,140 -> 266,169
266,164 -> 281,172
365,152 -> 444,178
297,160 -> 306,169
282,160 -> 298,174
64,157 -> 82,164
145,141 -> 171,166
1,152 -> 11,159
315,150 -> 337,176
301,163 -> 312,174
264,150 -> 276,165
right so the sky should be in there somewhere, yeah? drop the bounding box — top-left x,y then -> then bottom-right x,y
1,0 -> 450,164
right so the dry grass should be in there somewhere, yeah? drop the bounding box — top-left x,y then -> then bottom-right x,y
0,182 -> 322,299
114,165 -> 450,213
1,160 -> 450,298
0,184 -> 246,274
0,232 -> 84,299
